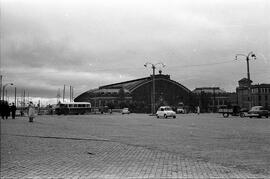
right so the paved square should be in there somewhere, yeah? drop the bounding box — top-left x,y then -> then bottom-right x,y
1,113 -> 270,178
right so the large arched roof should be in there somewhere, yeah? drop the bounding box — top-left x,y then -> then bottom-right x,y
75,74 -> 191,101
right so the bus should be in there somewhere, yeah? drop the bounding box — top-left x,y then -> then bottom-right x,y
55,102 -> 91,115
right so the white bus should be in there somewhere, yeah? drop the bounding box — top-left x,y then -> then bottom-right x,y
55,102 -> 91,115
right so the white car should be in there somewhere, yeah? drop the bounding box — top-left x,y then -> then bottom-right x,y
122,108 -> 130,114
156,106 -> 176,118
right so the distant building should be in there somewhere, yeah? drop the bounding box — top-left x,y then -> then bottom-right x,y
75,74 -> 195,113
192,87 -> 234,112
236,78 -> 270,109
236,78 -> 253,109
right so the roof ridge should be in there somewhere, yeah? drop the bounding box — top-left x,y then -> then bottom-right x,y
99,76 -> 150,89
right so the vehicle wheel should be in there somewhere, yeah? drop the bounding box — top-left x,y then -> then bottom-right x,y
164,114 -> 167,118
266,115 -> 268,118
173,116 -> 176,118
240,113 -> 245,118
223,113 -> 229,118
157,115 -> 159,118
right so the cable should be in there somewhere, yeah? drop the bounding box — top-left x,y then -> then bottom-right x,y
89,60 -> 235,72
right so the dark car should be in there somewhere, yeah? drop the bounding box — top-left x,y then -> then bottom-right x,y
248,106 -> 269,118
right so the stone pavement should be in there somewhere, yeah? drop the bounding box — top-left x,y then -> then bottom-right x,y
1,116 -> 269,178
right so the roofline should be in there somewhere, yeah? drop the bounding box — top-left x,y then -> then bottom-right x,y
130,78 -> 191,93
59,102 -> 91,104
99,76 -> 150,89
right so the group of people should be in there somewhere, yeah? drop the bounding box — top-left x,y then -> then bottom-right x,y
0,100 -> 36,122
0,101 -> 17,119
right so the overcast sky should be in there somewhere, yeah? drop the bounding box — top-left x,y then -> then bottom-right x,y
1,0 -> 270,103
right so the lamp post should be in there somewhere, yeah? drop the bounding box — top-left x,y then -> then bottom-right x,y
144,62 -> 165,114
2,83 -> 13,101
235,52 -> 256,109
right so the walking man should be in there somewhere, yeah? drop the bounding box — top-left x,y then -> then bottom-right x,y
10,103 -> 17,119
197,106 -> 200,115
28,102 -> 35,122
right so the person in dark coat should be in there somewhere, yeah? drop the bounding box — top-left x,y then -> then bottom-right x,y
3,101 -> 10,119
10,103 -> 17,119
0,100 -> 4,119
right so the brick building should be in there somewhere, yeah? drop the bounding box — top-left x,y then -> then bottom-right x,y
236,78 -> 270,109
192,87 -> 234,112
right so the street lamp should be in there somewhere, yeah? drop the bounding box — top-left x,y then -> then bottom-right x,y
235,52 -> 256,108
2,83 -> 14,101
144,62 -> 165,114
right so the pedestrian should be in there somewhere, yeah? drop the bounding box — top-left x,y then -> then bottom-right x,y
0,100 -> 4,119
197,106 -> 200,115
4,101 -> 10,119
28,101 -> 35,122
10,103 -> 17,119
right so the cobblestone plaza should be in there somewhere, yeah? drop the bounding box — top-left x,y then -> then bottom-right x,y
1,113 -> 270,178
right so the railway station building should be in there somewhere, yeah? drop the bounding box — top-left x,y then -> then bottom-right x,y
74,74 -> 195,113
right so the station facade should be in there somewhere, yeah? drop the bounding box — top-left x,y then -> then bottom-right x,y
74,74 -> 195,113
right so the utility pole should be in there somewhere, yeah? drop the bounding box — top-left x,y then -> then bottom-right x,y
15,87 -> 17,106
23,90 -> 26,108
152,66 -> 155,114
0,75 -> 2,100
72,86 -> 74,102
213,87 -> 216,112
70,86 -> 72,102
56,88 -> 61,103
235,52 -> 256,109
63,85 -> 65,102
144,62 -> 165,114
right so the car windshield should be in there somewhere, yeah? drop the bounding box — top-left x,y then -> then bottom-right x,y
251,107 -> 262,111
165,107 -> 172,111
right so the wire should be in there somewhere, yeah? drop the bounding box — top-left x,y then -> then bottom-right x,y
167,60 -> 234,69
89,60 -> 235,72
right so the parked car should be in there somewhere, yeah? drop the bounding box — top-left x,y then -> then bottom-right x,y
218,105 -> 241,118
239,108 -> 249,118
122,108 -> 130,114
156,106 -> 176,118
176,108 -> 185,114
247,106 -> 269,118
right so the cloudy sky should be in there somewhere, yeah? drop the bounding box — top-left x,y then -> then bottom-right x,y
1,0 -> 270,103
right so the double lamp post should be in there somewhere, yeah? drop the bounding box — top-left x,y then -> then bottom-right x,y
144,62 -> 165,115
235,51 -> 256,108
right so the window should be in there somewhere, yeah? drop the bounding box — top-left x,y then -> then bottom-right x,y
259,95 -> 261,101
266,95 -> 268,100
